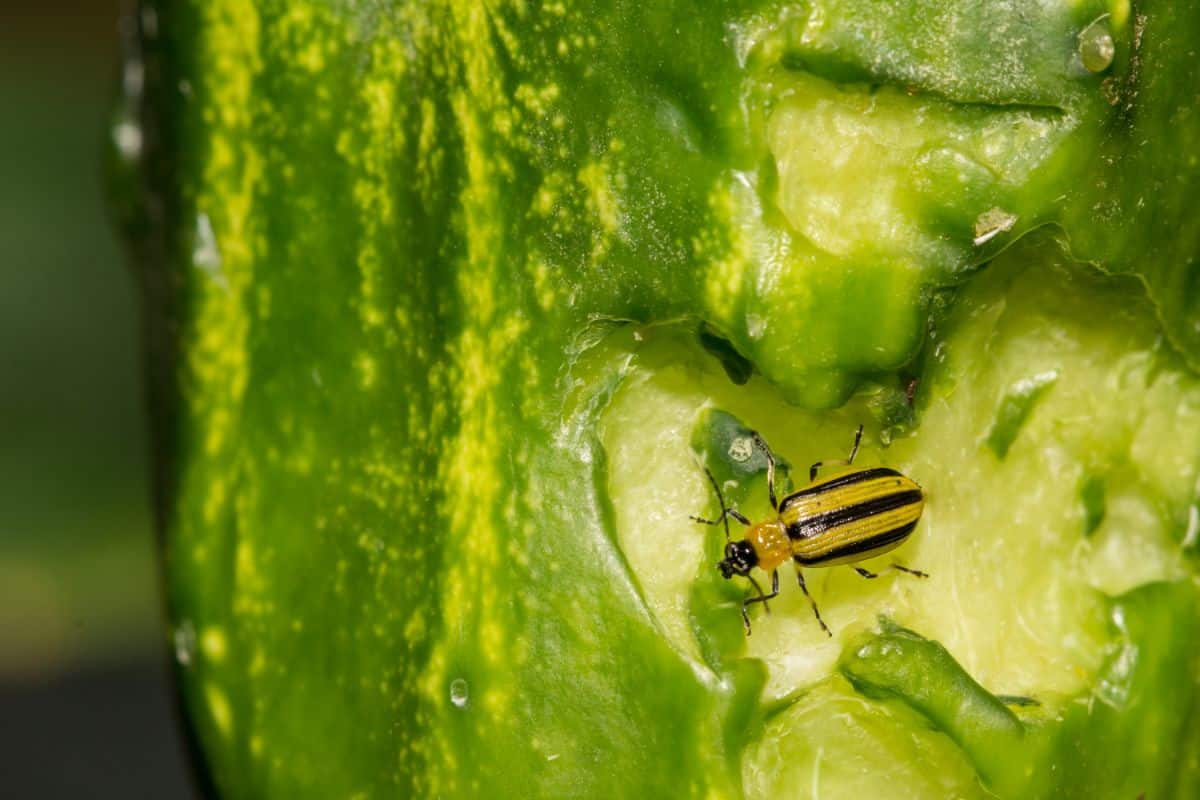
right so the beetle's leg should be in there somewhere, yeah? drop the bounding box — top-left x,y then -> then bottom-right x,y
740,571 -> 780,635
752,432 -> 779,510
890,563 -> 929,578
809,424 -> 865,482
794,561 -> 832,637
744,572 -> 780,611
855,563 -> 928,579
690,508 -> 751,527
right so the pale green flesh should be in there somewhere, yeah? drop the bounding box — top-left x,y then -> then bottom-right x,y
744,678 -> 987,800
603,240 -> 1200,792
766,72 -> 1068,265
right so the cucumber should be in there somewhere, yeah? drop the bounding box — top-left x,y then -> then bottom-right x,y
121,0 -> 1200,796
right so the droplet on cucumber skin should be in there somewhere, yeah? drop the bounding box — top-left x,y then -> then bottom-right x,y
174,619 -> 197,667
193,212 -> 225,287
1079,18 -> 1116,74
111,115 -> 144,162
450,678 -> 469,708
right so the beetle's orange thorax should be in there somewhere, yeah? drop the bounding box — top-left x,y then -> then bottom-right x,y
746,519 -> 790,572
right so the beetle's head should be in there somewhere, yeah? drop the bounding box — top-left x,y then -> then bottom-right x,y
718,540 -> 757,579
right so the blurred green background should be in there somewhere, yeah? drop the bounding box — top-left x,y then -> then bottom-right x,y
2,1 -> 192,795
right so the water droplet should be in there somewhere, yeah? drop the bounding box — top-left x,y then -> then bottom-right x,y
112,115 -> 143,161
1079,17 -> 1116,74
449,678 -> 469,708
193,213 -> 225,286
728,435 -> 754,463
174,620 -> 196,666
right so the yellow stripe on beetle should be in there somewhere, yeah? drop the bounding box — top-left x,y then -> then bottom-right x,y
691,426 -> 927,636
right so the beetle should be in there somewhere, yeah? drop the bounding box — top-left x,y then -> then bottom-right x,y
691,425 -> 927,636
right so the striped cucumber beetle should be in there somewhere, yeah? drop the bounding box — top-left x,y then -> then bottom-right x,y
692,425 -> 927,636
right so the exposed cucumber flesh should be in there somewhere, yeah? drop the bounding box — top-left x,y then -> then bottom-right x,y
743,677 -> 988,800
602,239 -> 1200,795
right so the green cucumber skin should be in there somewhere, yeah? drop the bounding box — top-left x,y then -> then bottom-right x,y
122,0 -> 1200,797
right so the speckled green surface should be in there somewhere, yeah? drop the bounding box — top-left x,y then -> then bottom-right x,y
121,1 -> 1200,796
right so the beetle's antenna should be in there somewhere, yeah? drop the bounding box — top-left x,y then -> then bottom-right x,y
703,466 -> 732,543
751,432 -> 779,511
